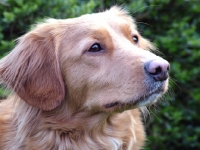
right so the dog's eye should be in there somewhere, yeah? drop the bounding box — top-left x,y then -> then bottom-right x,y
88,43 -> 103,52
132,35 -> 139,44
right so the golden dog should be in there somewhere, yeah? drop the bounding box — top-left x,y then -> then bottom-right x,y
0,7 -> 169,150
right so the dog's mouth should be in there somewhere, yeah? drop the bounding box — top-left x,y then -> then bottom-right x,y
104,88 -> 165,110
130,88 -> 164,107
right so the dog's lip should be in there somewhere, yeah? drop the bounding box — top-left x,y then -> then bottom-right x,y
103,88 -> 164,109
131,88 -> 164,107
104,101 -> 120,108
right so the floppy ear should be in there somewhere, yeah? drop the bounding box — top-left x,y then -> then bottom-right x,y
0,28 -> 65,111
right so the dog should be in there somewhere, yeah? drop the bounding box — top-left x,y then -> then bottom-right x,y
0,6 -> 169,150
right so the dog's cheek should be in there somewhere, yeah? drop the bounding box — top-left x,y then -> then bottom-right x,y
60,58 -> 98,109
83,63 -> 147,109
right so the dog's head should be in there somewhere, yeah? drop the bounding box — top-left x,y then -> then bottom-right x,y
0,7 -> 169,112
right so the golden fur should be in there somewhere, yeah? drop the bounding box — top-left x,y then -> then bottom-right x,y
0,7 -> 169,150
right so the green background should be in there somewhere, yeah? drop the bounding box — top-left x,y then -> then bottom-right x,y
0,0 -> 200,149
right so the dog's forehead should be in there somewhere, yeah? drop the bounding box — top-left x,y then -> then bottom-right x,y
52,8 -> 140,47
69,8 -> 137,34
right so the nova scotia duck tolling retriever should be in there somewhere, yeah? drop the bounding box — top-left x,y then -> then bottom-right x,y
0,6 -> 170,150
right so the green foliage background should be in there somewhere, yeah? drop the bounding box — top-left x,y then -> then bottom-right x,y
0,0 -> 200,149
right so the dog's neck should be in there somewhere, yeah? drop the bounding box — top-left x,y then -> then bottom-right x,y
9,96 -> 135,149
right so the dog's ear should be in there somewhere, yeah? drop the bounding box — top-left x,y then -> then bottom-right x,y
0,26 -> 65,111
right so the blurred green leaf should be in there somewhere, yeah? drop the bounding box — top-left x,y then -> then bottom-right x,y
0,0 -> 200,149
3,11 -> 15,23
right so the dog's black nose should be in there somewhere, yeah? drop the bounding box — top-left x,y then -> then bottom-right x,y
144,59 -> 170,81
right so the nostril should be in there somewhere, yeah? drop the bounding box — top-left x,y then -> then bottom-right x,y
150,66 -> 162,75
167,65 -> 170,71
144,59 -> 170,81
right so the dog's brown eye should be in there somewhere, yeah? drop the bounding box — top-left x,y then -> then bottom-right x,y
88,43 -> 103,52
132,35 -> 139,44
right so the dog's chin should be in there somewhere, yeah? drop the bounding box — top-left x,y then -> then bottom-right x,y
103,89 -> 165,112
131,89 -> 164,108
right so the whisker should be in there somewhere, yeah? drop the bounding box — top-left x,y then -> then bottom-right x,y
149,107 -> 162,123
136,22 -> 150,26
169,76 -> 181,83
169,77 -> 182,92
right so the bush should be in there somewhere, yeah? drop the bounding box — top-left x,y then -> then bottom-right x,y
1,0 -> 200,149
131,1 -> 200,149
0,0 -> 97,56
